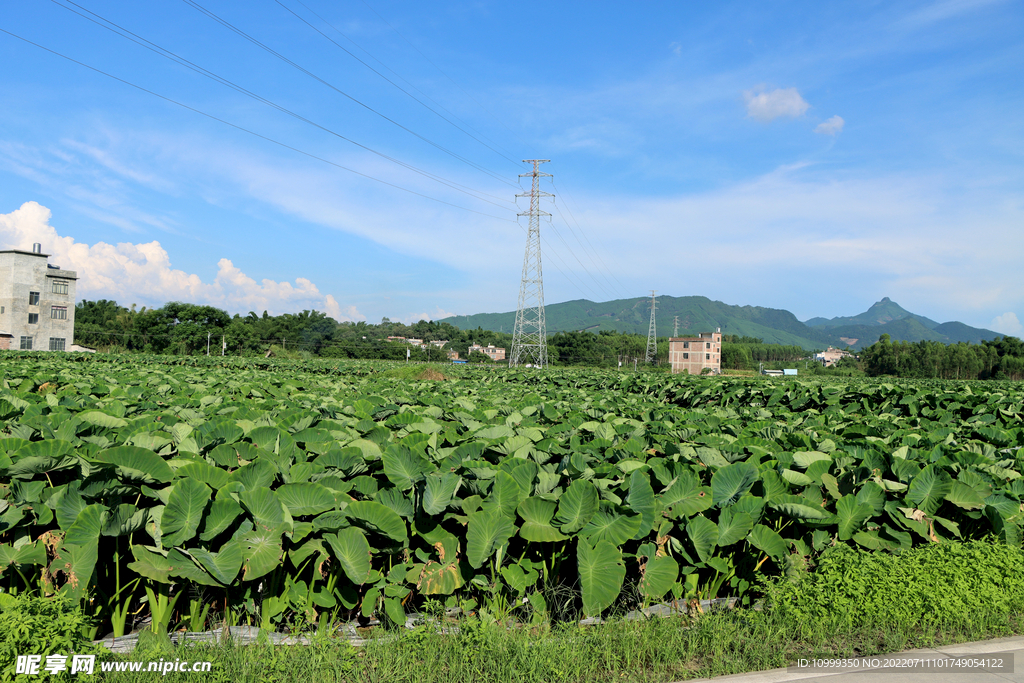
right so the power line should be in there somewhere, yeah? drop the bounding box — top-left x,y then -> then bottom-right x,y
0,27 -> 516,223
280,0 -> 524,172
47,0 -> 515,209
552,180 -> 629,297
358,0 -> 529,154
180,0 -> 516,194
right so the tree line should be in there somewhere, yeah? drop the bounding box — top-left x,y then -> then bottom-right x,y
860,334 -> 1024,380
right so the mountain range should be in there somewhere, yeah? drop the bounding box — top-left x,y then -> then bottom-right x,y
443,296 -> 1001,351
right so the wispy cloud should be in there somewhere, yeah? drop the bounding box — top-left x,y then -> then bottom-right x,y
743,86 -> 810,122
0,201 -> 365,320
814,115 -> 845,136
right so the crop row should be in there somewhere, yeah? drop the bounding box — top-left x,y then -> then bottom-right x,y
1,356 -> 1022,636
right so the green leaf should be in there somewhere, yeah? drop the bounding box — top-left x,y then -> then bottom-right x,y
167,549 -> 220,587
578,540 -> 625,617
175,461 -> 230,490
481,471 -> 526,518
190,543 -> 243,585
416,560 -> 466,595
717,509 -> 754,547
239,487 -> 290,531
382,445 -> 433,490
836,495 -> 873,541
945,481 -> 986,510
276,483 -> 336,517
324,528 -> 372,585
199,497 -> 243,541
127,545 -> 173,583
553,479 -> 599,532
711,462 -> 758,508
238,526 -> 283,581
769,495 -> 833,520
517,498 -> 567,543
161,479 -> 212,548
686,515 -> 718,562
627,470 -> 656,539
78,410 -> 128,429
95,446 -> 174,483
908,465 -> 952,516
748,524 -> 787,560
422,473 -> 461,515
581,507 -> 642,546
466,509 -> 515,568
345,500 -> 408,543
639,555 -> 678,600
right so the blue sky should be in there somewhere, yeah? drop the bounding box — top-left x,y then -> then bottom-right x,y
1,0 -> 1021,334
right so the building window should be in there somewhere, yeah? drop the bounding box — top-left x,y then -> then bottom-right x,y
20,336 -> 32,350
683,341 -> 689,349
706,342 -> 711,349
29,291 -> 40,305
52,281 -> 69,295
683,353 -> 689,359
51,306 -> 67,320
28,313 -> 38,324
706,353 -> 711,360
49,338 -> 66,351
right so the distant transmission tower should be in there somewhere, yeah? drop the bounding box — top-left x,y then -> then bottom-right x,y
510,160 -> 553,368
645,290 -> 658,363
673,315 -> 679,337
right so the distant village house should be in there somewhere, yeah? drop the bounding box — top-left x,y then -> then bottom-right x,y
0,244 -> 82,352
668,330 -> 722,375
468,344 -> 506,361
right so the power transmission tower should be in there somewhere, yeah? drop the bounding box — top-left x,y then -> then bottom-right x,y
511,160 -> 552,368
645,290 -> 658,363
673,315 -> 679,337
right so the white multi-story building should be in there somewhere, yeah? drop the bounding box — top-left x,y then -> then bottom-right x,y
0,244 -> 78,351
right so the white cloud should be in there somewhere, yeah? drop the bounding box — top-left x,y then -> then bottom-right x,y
743,87 -> 810,121
990,312 -> 1023,336
0,201 -> 365,321
814,115 -> 846,136
400,307 -> 459,325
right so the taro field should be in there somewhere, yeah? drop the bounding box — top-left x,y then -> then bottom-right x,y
1,353 -> 1022,637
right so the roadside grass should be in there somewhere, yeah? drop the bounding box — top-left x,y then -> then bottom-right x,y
381,364 -> 449,381
96,608 -> 1024,682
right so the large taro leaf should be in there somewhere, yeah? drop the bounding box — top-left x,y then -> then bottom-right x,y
0,541 -> 47,575
230,459 -> 278,491
768,495 -> 833,521
580,507 -> 642,546
55,484 -> 86,531
626,470 -> 656,540
553,479 -> 599,532
7,440 -> 77,479
102,503 -> 148,537
422,473 -> 461,515
416,560 -> 466,595
516,498 -> 567,543
639,554 -> 678,600
95,446 -> 174,484
175,461 -> 230,490
161,479 -> 212,548
466,509 -> 515,569
748,524 -> 787,560
239,487 -> 291,532
382,445 -> 433,491
578,540 -> 625,617
77,410 -> 128,429
276,483 -> 336,517
908,465 -> 952,516
167,549 -> 220,587
481,471 -> 526,518
238,526 -> 284,581
199,497 -> 243,541
944,480 -> 986,511
127,545 -> 174,583
324,528 -> 372,585
856,481 -> 886,515
345,500 -> 408,543
716,508 -> 754,547
711,462 -> 758,508
836,494 -> 873,540
659,472 -> 714,517
190,542 -> 243,585
686,515 -> 718,563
